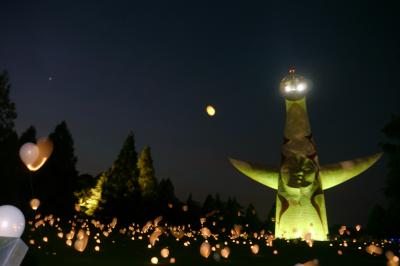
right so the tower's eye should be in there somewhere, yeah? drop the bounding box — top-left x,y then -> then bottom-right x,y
279,70 -> 309,101
296,83 -> 306,92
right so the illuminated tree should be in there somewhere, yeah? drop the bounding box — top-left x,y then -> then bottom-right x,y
138,146 -> 157,199
78,172 -> 107,216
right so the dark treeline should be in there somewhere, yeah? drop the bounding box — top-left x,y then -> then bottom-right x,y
0,71 -> 399,237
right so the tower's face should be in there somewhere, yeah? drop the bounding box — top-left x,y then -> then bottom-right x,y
279,69 -> 308,101
280,155 -> 317,189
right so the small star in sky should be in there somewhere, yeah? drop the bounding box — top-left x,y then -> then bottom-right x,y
48,77 -> 53,81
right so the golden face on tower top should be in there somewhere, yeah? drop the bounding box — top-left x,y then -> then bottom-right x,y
279,69 -> 308,101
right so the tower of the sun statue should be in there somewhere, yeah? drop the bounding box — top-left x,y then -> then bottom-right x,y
230,68 -> 382,241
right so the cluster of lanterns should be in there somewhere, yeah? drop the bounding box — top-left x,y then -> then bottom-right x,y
1,139 -> 398,265
14,206 -> 399,266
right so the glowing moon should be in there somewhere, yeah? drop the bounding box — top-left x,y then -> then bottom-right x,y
206,105 -> 216,116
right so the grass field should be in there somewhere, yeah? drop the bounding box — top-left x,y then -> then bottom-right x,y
20,216 -> 396,266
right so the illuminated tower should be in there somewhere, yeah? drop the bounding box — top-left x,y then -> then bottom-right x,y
230,68 -> 381,240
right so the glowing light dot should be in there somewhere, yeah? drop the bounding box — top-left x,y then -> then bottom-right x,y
150,257 -> 158,264
161,248 -> 169,258
273,250 -> 278,255
297,83 -> 306,91
95,246 -> 100,252
206,105 -> 216,117
169,257 -> 176,264
30,198 -> 40,210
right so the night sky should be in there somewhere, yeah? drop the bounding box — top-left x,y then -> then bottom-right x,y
1,1 -> 399,226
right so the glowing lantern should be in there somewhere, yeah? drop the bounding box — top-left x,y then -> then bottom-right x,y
150,227 -> 163,246
150,257 -> 158,264
0,205 -> 25,237
19,138 -> 53,171
30,198 -> 40,210
200,241 -> 211,258
19,143 -> 39,166
206,105 -> 216,116
200,227 -> 211,238
366,244 -> 383,255
161,247 -> 170,258
110,217 -> 118,228
250,244 -> 260,254
74,232 -> 89,252
221,247 -> 230,259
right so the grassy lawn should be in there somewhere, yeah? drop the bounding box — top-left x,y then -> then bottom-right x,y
21,221 -> 393,266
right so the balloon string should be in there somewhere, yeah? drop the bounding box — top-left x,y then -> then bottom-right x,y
29,171 -> 35,198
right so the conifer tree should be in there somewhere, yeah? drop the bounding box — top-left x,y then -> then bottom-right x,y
35,121 -> 79,216
78,172 -> 107,216
103,132 -> 138,199
0,71 -> 17,142
138,146 -> 157,198
0,71 -> 19,206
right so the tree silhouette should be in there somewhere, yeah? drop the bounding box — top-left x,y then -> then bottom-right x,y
380,114 -> 400,236
101,132 -> 140,220
34,121 -> 79,216
0,71 -> 20,207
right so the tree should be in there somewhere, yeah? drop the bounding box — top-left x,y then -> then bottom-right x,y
367,204 -> 387,238
138,146 -> 157,199
380,114 -> 400,236
202,194 -> 216,214
101,133 -> 140,220
245,203 -> 261,231
19,126 -> 36,145
34,121 -> 79,216
0,71 -> 17,142
157,178 -> 177,204
103,132 -> 138,199
77,172 -> 107,216
0,71 -> 20,207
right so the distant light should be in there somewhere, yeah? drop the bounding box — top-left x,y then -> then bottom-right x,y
30,198 -> 40,210
206,105 -> 216,117
297,83 -> 306,91
150,257 -> 158,264
161,248 -> 169,258
284,85 -> 292,92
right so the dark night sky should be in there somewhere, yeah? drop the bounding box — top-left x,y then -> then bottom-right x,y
1,0 -> 399,226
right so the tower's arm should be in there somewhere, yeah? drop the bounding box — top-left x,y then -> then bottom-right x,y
229,158 -> 279,190
320,153 -> 382,190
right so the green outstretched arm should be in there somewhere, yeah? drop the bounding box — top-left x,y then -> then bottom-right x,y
320,153 -> 383,190
229,158 -> 279,190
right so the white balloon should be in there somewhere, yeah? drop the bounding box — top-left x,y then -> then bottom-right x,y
19,143 -> 39,166
0,205 -> 25,238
